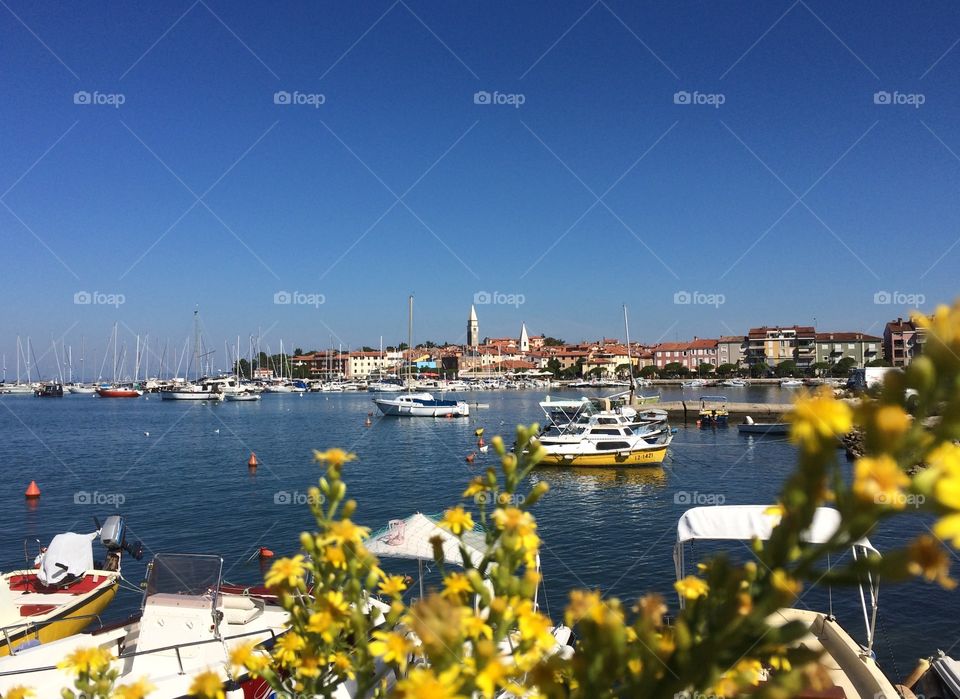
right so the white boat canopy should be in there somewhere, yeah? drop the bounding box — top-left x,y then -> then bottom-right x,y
675,505 -> 877,553
673,505 -> 882,655
366,513 -> 488,568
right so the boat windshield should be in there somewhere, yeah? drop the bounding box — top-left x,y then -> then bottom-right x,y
144,553 -> 223,600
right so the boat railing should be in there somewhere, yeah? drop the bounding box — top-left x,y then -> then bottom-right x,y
0,625 -> 279,676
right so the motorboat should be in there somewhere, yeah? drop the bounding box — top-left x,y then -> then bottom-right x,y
66,384 -> 96,395
159,376 -> 236,400
681,378 -> 707,388
737,415 -> 789,435
780,378 -> 803,387
721,378 -> 748,387
224,391 -> 260,402
0,383 -> 34,395
373,392 -> 470,417
0,553 -> 289,697
674,505 -> 899,699
698,395 -> 729,427
0,516 -> 141,656
33,382 -> 63,397
539,396 -> 668,435
536,421 -> 672,466
367,380 -> 405,393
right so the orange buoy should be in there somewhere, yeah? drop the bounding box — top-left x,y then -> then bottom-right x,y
258,546 -> 274,559
465,452 -> 476,463
364,416 -> 372,427
24,481 -> 41,499
248,452 -> 259,468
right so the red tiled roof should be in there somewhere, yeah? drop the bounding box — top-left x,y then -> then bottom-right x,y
815,332 -> 881,342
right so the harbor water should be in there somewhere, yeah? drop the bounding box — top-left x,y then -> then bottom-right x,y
0,387 -> 951,681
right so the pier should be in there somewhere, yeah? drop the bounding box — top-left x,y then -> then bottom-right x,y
657,400 -> 790,422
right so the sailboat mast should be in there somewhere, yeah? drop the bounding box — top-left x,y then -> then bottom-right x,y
407,295 -> 413,388
623,304 -> 635,403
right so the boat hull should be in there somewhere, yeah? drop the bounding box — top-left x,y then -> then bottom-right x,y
0,573 -> 118,656
538,445 -> 669,467
160,391 -> 219,400
374,399 -> 469,417
96,389 -> 142,398
737,423 -> 789,435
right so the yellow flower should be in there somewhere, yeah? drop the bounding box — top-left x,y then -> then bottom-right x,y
328,651 -> 355,680
934,513 -> 960,548
442,572 -> 474,600
914,302 -> 960,360
764,503 -> 786,520
853,455 -> 910,509
3,687 -> 35,699
57,646 -> 113,675
369,629 -> 413,672
635,593 -> 667,626
463,478 -> 486,498
395,666 -> 464,699
324,519 -> 370,547
378,574 -> 408,596
475,658 -> 508,696
516,601 -> 556,651
323,544 -> 348,570
565,589 -> 606,626
787,387 -> 852,451
928,442 -> 960,510
770,569 -> 802,599
264,555 -> 307,590
674,575 -> 709,601
440,505 -> 475,535
313,447 -> 357,468
461,610 -> 493,640
908,534 -> 957,589
273,632 -> 305,666
188,670 -> 224,699
874,404 -> 911,439
323,590 -> 350,617
307,609 -> 341,643
769,654 -> 792,672
492,507 -> 540,565
112,678 -> 155,699
229,641 -> 269,675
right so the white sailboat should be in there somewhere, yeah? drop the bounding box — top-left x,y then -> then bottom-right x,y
373,296 -> 469,417
0,338 -> 34,394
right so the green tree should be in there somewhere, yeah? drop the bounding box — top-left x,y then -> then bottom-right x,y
750,362 -> 770,378
543,337 -> 565,347
698,363 -> 715,376
546,358 -> 561,376
775,360 -> 798,377
638,365 -> 658,378
830,356 -> 857,377
715,363 -> 737,378
661,361 -> 684,378
866,358 -> 890,367
810,361 -> 830,377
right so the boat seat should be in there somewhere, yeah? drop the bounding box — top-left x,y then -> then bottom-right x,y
221,594 -> 263,625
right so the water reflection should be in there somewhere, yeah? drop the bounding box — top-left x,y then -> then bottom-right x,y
534,466 -> 668,494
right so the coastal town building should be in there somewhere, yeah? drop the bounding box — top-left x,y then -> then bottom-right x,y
717,336 -> 747,369
467,305 -> 479,349
652,338 -> 718,372
747,326 -> 816,369
814,332 -> 882,369
883,317 -> 926,367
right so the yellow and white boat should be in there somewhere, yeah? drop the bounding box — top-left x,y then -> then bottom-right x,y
0,516 -> 141,656
536,422 -> 672,467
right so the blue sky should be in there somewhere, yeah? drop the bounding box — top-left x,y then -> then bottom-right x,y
2,1 -> 959,376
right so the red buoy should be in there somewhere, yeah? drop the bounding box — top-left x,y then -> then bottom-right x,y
25,481 -> 41,499
248,452 -> 259,468
465,453 -> 476,463
477,436 -> 485,448
259,546 -> 274,559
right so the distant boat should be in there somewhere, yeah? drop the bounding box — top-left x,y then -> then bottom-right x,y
374,392 -> 469,417
737,416 -> 789,435
67,384 -> 96,394
698,395 -> 728,427
225,392 -> 260,402
34,383 -> 63,397
96,383 -> 143,398
681,378 -> 707,388
780,378 -> 803,387
721,378 -> 747,387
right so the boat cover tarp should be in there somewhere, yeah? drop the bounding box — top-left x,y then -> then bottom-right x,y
366,513 -> 487,567
38,532 -> 97,585
675,505 -> 877,554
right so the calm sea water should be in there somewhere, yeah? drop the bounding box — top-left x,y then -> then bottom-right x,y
0,386 -> 951,681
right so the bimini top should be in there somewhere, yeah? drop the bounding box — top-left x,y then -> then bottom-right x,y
675,505 -> 877,554
366,513 -> 488,568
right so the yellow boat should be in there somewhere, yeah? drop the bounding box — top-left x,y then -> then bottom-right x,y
535,422 -> 672,467
0,516 -> 140,656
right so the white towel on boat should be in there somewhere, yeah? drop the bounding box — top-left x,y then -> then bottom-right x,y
37,532 -> 97,586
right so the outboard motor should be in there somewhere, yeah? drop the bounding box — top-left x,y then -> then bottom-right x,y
98,515 -> 144,571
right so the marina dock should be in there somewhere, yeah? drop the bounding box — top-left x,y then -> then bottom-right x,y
657,400 -> 790,421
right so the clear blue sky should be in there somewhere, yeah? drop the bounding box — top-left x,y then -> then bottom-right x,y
2,1 -> 958,376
